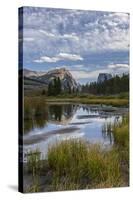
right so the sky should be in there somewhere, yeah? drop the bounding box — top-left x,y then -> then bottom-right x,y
19,7 -> 130,83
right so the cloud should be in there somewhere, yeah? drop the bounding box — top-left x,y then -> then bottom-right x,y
34,56 -> 59,63
22,7 -> 129,59
24,37 -> 35,42
71,63 -> 129,80
107,63 -> 129,74
39,30 -> 55,37
21,7 -> 129,82
60,33 -> 79,41
34,53 -> 83,63
108,63 -> 129,69
71,69 -> 111,80
58,53 -> 83,61
39,30 -> 79,41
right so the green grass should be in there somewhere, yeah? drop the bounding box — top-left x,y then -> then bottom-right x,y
24,93 -> 129,107
112,116 -> 129,184
47,140 -> 122,190
26,176 -> 40,193
113,116 -> 129,148
27,149 -> 42,176
46,97 -> 129,106
102,122 -> 112,134
24,96 -> 47,120
24,96 -> 48,133
25,116 -> 129,192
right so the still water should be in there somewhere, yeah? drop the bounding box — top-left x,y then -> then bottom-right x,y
23,103 -> 128,160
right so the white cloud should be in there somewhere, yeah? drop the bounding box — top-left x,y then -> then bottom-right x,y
107,63 -> 129,74
39,29 -> 79,41
34,53 -> 83,63
22,7 -> 129,81
39,30 -> 55,37
23,8 -> 129,58
24,37 -> 35,42
71,63 -> 129,80
108,63 -> 129,69
40,56 -> 59,63
58,53 -> 83,61
33,59 -> 44,63
60,33 -> 79,41
71,69 -> 111,80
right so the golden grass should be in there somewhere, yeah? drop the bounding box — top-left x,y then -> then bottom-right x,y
46,97 -> 128,106
47,140 -> 122,190
25,116 -> 129,192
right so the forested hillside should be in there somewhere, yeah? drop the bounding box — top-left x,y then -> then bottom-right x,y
81,74 -> 129,95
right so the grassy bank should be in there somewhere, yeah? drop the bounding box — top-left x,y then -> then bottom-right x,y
24,92 -> 129,107
24,96 -> 48,133
46,98 -> 128,107
24,96 -> 47,120
113,116 -> 129,184
46,94 -> 129,106
47,141 -> 122,190
25,115 -> 129,192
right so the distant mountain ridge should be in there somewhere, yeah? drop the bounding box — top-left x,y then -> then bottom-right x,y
23,68 -> 46,77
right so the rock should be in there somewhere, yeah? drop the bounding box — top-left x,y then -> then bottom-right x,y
23,68 -> 78,92
97,73 -> 112,83
37,68 -> 78,91
23,68 -> 46,77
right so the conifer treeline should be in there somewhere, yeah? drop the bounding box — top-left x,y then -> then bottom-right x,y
48,77 -> 62,96
81,74 -> 129,95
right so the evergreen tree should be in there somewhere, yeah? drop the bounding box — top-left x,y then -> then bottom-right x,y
48,77 -> 62,96
81,74 -> 129,95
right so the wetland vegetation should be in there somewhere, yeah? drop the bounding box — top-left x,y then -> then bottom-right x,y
23,96 -> 129,192
24,116 -> 129,192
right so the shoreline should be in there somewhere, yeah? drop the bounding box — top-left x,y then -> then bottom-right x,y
45,97 -> 129,107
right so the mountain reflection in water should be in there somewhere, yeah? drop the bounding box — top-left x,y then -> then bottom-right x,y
23,103 -> 128,160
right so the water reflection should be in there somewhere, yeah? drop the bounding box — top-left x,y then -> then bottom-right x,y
49,105 -> 63,121
48,104 -> 77,124
24,104 -> 79,133
24,117 -> 47,134
23,103 -> 127,157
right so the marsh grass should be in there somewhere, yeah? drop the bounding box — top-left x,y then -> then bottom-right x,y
112,116 -> 129,184
47,140 -> 122,190
27,176 -> 40,193
46,97 -> 128,106
102,122 -> 112,134
24,97 -> 48,133
24,96 -> 47,120
25,116 -> 129,192
27,149 -> 42,176
102,115 -> 129,186
113,116 -> 129,148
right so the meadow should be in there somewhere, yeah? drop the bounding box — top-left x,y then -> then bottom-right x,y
45,92 -> 129,107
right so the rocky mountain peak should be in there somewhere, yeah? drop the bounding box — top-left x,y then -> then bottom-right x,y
24,68 -> 78,92
40,68 -> 78,91
97,73 -> 112,83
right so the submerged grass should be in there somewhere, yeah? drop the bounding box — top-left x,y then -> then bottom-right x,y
27,149 -> 41,176
102,122 -> 112,134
